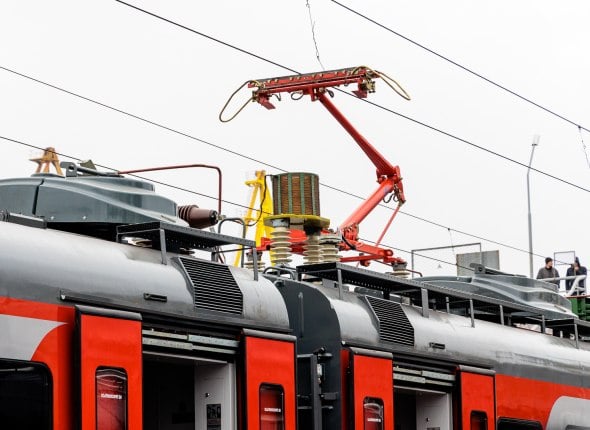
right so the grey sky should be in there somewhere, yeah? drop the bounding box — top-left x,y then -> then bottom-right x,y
1,0 -> 588,277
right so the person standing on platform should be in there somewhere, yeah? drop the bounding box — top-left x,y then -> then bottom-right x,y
566,257 -> 587,294
536,257 -> 559,287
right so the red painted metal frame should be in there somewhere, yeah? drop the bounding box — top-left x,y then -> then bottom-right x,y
244,336 -> 296,430
78,313 -> 142,430
250,66 -> 405,265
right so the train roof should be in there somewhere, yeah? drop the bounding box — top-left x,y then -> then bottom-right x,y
0,165 -> 187,240
272,262 -> 590,387
0,215 -> 289,333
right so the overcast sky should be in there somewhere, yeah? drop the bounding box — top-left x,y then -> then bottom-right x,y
1,1 -> 589,279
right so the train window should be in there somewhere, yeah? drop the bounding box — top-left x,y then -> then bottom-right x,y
497,418 -> 543,430
363,397 -> 384,430
260,383 -> 285,430
96,367 -> 128,430
0,360 -> 52,430
470,411 -> 487,430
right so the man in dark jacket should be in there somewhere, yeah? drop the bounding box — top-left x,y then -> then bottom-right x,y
566,257 -> 587,294
536,257 -> 559,287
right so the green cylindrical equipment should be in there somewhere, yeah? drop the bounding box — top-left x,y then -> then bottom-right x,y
271,172 -> 321,216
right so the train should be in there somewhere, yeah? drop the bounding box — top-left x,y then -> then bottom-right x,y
1,162 -> 590,430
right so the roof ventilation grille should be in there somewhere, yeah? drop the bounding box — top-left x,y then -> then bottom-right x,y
366,296 -> 414,346
179,257 -> 243,315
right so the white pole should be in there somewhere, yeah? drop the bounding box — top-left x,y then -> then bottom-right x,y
527,135 -> 540,278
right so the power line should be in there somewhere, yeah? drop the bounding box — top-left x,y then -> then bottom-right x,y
2,8 -> 583,260
0,65 -> 288,172
4,127 -> 465,271
111,1 -> 590,195
331,0 -> 590,135
360,236 -> 472,274
305,0 -> 325,70
0,133 -> 459,274
578,126 -> 590,170
0,134 -> 255,212
348,92 -> 590,194
114,0 -> 297,74
0,128 -> 475,271
0,66 -> 556,263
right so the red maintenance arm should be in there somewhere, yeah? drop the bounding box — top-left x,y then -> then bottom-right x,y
224,66 -> 410,265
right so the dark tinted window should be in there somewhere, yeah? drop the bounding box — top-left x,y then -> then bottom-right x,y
96,367 -> 128,430
260,384 -> 284,430
364,397 -> 384,430
471,411 -> 487,430
0,360 -> 52,429
497,418 -> 543,430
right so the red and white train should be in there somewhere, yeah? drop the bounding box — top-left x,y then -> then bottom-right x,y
1,164 -> 589,430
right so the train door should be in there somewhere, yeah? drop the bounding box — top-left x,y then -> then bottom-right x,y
459,367 -> 495,430
195,362 -> 236,430
142,356 -> 236,430
76,305 -> 143,430
393,364 -> 454,430
347,348 -> 393,430
243,330 -> 296,430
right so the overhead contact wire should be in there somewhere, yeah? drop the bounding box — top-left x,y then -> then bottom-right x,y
0,66 -> 553,261
330,0 -> 590,135
111,1 -> 590,193
0,134 -> 260,213
1,6 -> 579,260
1,134 -> 467,271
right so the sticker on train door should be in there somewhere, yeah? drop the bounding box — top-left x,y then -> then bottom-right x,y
207,403 -> 222,430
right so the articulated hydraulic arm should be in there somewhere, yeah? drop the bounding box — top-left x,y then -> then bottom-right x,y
225,66 -> 410,266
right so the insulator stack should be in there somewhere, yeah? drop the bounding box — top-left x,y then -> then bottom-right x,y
320,234 -> 341,263
270,226 -> 293,265
390,268 -> 411,279
303,233 -> 322,265
244,252 -> 265,270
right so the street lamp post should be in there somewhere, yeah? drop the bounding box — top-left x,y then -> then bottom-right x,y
527,135 -> 540,278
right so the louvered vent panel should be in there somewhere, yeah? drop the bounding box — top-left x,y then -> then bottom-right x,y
179,257 -> 243,315
366,296 -> 414,346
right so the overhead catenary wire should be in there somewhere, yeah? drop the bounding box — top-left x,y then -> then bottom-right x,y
2,130 -> 469,271
114,0 -> 297,74
345,93 -> 590,194
0,134 -> 469,272
111,1 -> 590,195
0,75 -> 557,265
0,73 -> 581,262
578,126 -> 590,170
0,8 -> 581,262
0,64 -> 563,260
360,236 -> 474,274
330,0 -> 590,135
305,0 -> 325,70
0,134 -> 257,213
